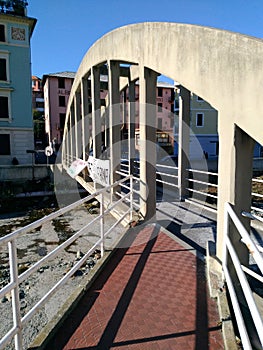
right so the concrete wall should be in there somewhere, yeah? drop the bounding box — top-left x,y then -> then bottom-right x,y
0,165 -> 51,181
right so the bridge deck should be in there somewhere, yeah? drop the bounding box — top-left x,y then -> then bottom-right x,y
46,205 -> 224,350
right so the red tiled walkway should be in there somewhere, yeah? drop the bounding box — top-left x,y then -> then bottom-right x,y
51,224 -> 224,350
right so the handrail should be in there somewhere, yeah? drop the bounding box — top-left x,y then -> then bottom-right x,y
0,175 -> 134,350
222,202 -> 263,349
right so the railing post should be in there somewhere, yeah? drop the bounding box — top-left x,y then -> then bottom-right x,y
222,202 -> 229,280
130,176 -> 133,222
100,193 -> 105,257
8,240 -> 23,350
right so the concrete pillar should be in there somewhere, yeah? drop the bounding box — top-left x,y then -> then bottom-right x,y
178,86 -> 190,201
139,66 -> 158,221
64,120 -> 70,166
65,129 -> 70,166
81,77 -> 90,161
70,105 -> 74,161
217,120 -> 254,264
91,66 -> 101,159
108,60 -> 121,188
74,91 -> 81,159
128,79 -> 136,175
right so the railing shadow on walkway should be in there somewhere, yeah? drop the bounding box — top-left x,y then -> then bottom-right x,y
38,221 -> 223,350
35,224 -> 158,349
156,201 -> 217,258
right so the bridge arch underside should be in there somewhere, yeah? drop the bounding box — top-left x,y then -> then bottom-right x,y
62,22 -> 263,261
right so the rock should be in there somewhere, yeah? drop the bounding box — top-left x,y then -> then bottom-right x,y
20,300 -> 27,309
89,208 -> 98,214
73,270 -> 83,277
18,263 -> 30,274
94,252 -> 101,260
76,250 -> 84,260
19,290 -> 25,299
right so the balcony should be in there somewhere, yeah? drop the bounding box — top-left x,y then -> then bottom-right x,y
0,0 -> 28,16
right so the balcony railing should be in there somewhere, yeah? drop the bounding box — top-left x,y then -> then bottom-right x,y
0,0 -> 28,16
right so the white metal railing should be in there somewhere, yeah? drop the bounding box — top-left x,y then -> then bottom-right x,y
186,168 -> 218,204
222,202 -> 263,349
156,163 -> 179,189
184,169 -> 263,216
118,160 -> 263,216
0,175 -> 134,350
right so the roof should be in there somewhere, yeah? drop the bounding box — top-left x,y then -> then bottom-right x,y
0,13 -> 37,37
47,71 -> 76,79
156,81 -> 174,88
42,71 -> 76,85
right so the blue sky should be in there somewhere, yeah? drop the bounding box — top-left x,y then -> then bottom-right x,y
28,0 -> 263,79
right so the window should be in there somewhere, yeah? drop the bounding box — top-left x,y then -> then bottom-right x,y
0,134 -> 10,155
0,96 -> 9,118
0,58 -> 7,81
196,113 -> 204,127
58,77 -> 65,89
158,103 -> 162,112
158,118 -> 162,130
59,113 -> 66,129
59,95 -> 66,107
0,25 -> 5,42
157,87 -> 162,97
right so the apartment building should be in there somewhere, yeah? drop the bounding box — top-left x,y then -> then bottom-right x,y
32,75 -> 45,147
173,84 -> 219,159
0,0 -> 36,165
173,87 -> 263,159
42,71 -> 75,146
43,72 -> 175,154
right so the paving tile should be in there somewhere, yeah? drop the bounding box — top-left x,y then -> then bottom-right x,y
50,224 -> 224,350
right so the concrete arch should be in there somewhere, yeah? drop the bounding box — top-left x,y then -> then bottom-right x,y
64,22 -> 263,260
69,22 -> 263,145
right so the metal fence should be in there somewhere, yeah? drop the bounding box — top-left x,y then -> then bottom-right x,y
222,202 -> 263,349
0,175 -> 133,350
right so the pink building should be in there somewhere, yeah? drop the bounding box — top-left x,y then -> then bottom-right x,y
43,72 -> 175,154
43,72 -> 75,145
132,81 -> 174,131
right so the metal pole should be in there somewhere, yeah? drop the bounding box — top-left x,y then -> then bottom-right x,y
8,240 -> 23,350
130,176 -> 133,222
100,193 -> 105,257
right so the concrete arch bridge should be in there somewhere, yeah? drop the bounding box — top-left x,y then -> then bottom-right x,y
61,22 -> 263,348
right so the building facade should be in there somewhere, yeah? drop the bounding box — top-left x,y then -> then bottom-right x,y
173,89 -> 262,160
32,75 -> 45,148
43,72 -> 75,146
0,1 -> 36,165
43,72 -> 175,155
173,85 -> 219,159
